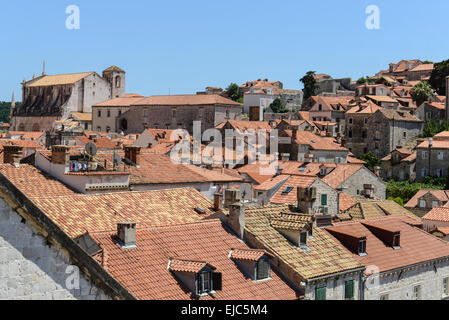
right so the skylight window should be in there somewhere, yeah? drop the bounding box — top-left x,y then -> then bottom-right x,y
299,167 -> 306,172
282,187 -> 294,195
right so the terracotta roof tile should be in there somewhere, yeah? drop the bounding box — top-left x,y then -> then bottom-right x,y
89,220 -> 299,300
270,176 -> 318,204
133,94 -> 242,107
27,72 -> 93,87
423,207 -> 449,222
326,216 -> 449,274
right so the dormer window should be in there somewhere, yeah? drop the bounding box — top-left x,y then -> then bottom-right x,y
282,187 -> 294,195
255,258 -> 270,281
300,231 -> 308,247
197,271 -> 212,295
358,239 -> 367,256
393,233 -> 400,249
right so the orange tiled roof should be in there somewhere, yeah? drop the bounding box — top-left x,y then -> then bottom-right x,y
169,259 -> 212,273
230,248 -> 267,262
93,96 -> 146,107
423,206 -> 449,222
95,152 -> 242,185
27,72 -> 93,87
0,164 -> 79,198
76,136 -> 119,149
270,176 -> 318,204
133,94 -> 242,107
405,190 -> 449,208
8,131 -> 45,140
339,192 -> 357,212
89,220 -> 299,300
326,215 -> 449,274
31,188 -> 216,238
287,130 -> 348,151
254,175 -> 290,191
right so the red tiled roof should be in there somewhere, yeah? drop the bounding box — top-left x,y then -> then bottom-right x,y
423,206 -> 449,222
405,190 -> 449,208
95,152 -> 242,185
8,131 -> 45,140
254,175 -> 289,191
93,96 -> 146,107
133,94 -> 242,107
76,136 -> 119,149
230,248 -> 267,262
89,220 -> 299,300
169,259 -> 212,273
270,176 -> 318,204
339,192 -> 357,212
326,216 -> 449,274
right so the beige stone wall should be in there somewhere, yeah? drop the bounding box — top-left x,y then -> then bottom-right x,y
0,194 -> 112,300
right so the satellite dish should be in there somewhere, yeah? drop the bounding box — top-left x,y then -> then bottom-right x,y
85,142 -> 97,157
112,152 -> 122,167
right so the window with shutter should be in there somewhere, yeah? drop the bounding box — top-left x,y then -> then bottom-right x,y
212,272 -> 222,291
345,280 -> 355,299
315,286 -> 326,300
321,194 -> 328,206
256,259 -> 270,280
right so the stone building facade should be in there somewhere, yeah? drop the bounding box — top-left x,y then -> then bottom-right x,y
0,184 -> 132,300
415,134 -> 449,180
380,149 -> 416,181
11,66 -> 126,132
366,108 -> 423,159
117,94 -> 242,134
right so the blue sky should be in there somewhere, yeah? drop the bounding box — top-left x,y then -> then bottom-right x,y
1,0 -> 449,101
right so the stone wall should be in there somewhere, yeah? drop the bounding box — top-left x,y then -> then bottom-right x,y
0,194 -> 111,300
363,260 -> 449,300
339,167 -> 386,200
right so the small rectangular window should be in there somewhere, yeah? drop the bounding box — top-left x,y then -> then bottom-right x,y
413,285 -> 422,300
443,278 -> 449,296
256,259 -> 270,280
282,187 -> 294,195
97,110 -> 101,117
107,110 -> 111,118
315,286 -> 326,300
358,239 -> 366,255
345,280 -> 355,300
300,231 -> 308,246
321,194 -> 328,206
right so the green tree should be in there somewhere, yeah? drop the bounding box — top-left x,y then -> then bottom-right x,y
0,101 -> 20,123
422,120 -> 449,138
357,152 -> 380,171
410,81 -> 435,107
225,83 -> 240,102
429,59 -> 449,95
300,71 -> 319,100
269,98 -> 288,113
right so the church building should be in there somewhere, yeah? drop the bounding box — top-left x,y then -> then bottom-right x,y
10,64 -> 125,132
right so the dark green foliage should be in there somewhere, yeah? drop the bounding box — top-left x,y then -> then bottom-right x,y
422,120 -> 449,138
269,98 -> 288,113
386,177 -> 446,205
356,77 -> 376,85
409,81 -> 435,107
429,59 -> 449,95
225,83 -> 240,102
387,197 -> 404,206
357,153 -> 380,171
300,71 -> 319,100
0,101 -> 20,123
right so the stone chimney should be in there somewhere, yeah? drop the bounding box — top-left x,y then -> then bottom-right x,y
227,202 -> 245,239
224,188 -> 241,209
3,145 -> 23,165
373,166 -> 381,177
214,192 -> 223,211
117,222 -> 137,248
297,186 -> 317,214
124,146 -> 141,165
51,146 -> 70,166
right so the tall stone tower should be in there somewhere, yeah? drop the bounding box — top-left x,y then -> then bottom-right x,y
102,66 -> 126,99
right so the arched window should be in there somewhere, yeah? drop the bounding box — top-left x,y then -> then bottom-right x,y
18,123 -> 25,131
120,119 -> 128,131
106,126 -> 111,133
32,123 -> 40,131
115,76 -> 121,88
